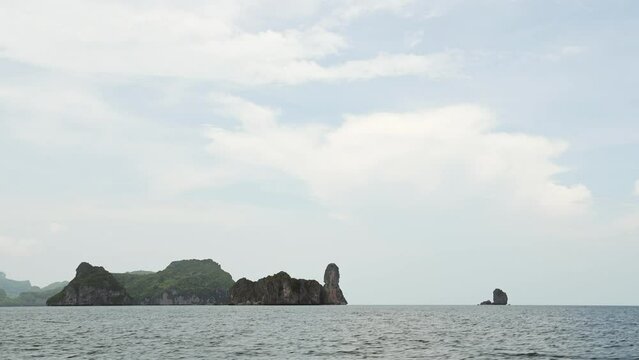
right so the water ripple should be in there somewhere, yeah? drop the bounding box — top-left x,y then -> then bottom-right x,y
1,306 -> 639,359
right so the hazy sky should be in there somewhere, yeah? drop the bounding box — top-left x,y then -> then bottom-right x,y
1,0 -> 638,305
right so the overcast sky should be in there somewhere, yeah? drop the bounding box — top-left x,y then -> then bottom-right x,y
1,0 -> 638,305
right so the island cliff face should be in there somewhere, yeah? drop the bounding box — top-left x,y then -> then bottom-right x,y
230,272 -> 323,305
115,259 -> 233,305
47,259 -> 233,306
47,263 -> 131,306
229,263 -> 347,305
322,263 -> 347,305
47,260 -> 347,306
479,288 -> 508,305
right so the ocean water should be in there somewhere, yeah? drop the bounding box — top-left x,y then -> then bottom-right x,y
1,306 -> 638,359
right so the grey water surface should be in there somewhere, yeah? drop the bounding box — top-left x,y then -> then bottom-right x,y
1,305 -> 638,359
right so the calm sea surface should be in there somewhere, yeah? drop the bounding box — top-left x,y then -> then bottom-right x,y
1,305 -> 638,359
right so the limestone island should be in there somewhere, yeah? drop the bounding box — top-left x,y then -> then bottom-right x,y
230,263 -> 347,305
479,288 -> 508,305
46,259 -> 347,306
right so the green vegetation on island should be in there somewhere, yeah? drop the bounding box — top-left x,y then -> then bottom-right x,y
47,259 -> 235,305
47,262 -> 130,306
114,259 -> 234,304
3,259 -> 347,306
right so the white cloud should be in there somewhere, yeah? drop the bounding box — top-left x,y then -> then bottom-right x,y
205,99 -> 592,216
0,235 -> 37,257
0,78 -> 591,218
0,1 -> 456,85
635,179 -> 639,196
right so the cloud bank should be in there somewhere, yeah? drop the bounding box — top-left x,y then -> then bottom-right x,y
207,96 -> 591,216
0,0 -> 458,85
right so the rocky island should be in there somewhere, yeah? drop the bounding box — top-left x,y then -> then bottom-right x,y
479,288 -> 508,305
114,259 -> 234,305
47,263 -> 131,306
229,263 -> 347,305
47,259 -> 233,306
44,260 -> 347,306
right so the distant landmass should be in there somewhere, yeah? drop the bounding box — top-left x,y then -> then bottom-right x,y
0,272 -> 68,306
0,271 -> 39,297
44,259 -> 346,306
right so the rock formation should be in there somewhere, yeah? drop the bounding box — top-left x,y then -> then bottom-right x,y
46,260 -> 348,306
479,288 -> 508,305
321,263 -> 347,305
230,272 -> 324,305
114,259 -> 233,305
47,263 -> 131,306
230,263 -> 347,305
48,259 -> 234,306
492,288 -> 508,305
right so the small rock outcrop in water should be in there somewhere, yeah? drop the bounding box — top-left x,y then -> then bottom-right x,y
47,263 -> 131,306
479,288 -> 508,305
229,263 -> 347,305
321,263 -> 347,305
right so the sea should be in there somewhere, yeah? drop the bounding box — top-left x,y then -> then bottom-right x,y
1,305 -> 638,359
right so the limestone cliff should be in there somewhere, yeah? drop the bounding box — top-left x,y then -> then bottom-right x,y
47,263 -> 131,306
229,263 -> 347,305
479,288 -> 508,305
48,259 -> 234,306
230,272 -> 323,305
492,288 -> 508,305
115,259 -> 233,305
321,263 -> 347,305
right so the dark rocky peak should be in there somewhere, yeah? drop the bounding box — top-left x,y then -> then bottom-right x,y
229,265 -> 350,306
324,263 -> 340,287
493,288 -> 508,305
47,262 -> 130,306
322,263 -> 347,305
165,259 -> 222,272
76,262 -> 102,275
270,271 -> 292,280
479,288 -> 508,305
229,271 -> 323,305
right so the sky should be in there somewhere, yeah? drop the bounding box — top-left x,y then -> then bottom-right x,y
1,0 -> 638,305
